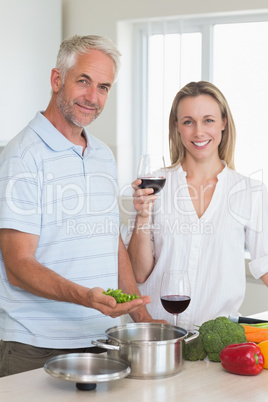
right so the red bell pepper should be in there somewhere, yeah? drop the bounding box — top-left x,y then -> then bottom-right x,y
220,342 -> 264,375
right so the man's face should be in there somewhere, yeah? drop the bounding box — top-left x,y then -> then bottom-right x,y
56,50 -> 115,127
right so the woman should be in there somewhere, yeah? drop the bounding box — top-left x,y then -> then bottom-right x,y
126,81 -> 268,330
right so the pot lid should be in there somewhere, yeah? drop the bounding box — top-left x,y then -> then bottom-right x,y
44,353 -> 130,389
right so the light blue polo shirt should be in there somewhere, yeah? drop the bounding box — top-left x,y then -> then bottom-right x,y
0,112 -> 121,348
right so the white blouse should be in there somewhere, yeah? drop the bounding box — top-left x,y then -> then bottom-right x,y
126,164 -> 268,330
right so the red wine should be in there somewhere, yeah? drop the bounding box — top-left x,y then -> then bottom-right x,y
161,295 -> 191,314
138,177 -> 166,194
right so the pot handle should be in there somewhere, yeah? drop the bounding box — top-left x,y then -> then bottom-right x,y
184,330 -> 199,344
92,339 -> 120,351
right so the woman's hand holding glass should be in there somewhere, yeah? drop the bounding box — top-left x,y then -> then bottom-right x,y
131,179 -> 158,228
132,154 -> 166,229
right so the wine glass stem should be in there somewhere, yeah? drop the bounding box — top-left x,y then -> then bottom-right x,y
173,314 -> 179,327
148,201 -> 152,226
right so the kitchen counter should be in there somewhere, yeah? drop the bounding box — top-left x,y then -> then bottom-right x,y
1,312 -> 268,402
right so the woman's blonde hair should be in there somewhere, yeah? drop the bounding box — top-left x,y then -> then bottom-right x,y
169,81 -> 236,169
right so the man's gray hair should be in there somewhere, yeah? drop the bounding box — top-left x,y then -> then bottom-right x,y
56,35 -> 121,83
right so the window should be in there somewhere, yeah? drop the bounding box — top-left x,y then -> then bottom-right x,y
213,20 -> 268,186
147,33 -> 202,163
133,12 -> 268,187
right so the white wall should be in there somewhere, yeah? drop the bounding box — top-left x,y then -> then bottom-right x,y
240,261 -> 267,316
0,0 -> 62,144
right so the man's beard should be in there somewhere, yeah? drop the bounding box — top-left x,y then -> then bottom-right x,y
56,87 -> 101,127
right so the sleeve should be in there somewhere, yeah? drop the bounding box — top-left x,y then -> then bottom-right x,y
0,157 -> 42,235
246,181 -> 268,279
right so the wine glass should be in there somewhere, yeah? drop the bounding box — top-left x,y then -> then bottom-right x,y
137,154 -> 166,228
160,270 -> 191,327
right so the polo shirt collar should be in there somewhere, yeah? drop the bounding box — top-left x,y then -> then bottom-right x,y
29,112 -> 99,153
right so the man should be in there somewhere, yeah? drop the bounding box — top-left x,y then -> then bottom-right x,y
0,35 -> 156,377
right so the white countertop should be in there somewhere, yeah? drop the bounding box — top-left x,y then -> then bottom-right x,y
1,312 -> 268,402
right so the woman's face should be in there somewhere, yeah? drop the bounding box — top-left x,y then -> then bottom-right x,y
176,94 -> 226,163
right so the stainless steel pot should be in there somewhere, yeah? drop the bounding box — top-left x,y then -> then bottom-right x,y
92,323 -> 198,379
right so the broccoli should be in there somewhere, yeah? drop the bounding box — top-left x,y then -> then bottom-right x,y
200,316 -> 247,362
184,332 -> 207,361
184,316 -> 247,362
